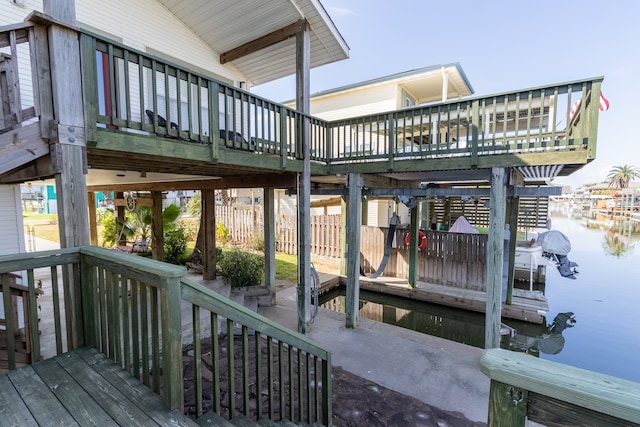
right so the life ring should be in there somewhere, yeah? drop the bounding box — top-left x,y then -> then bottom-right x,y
405,230 -> 427,251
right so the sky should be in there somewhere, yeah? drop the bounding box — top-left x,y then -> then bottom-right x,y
252,0 -> 640,190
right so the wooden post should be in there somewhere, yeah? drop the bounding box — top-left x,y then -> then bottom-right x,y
340,196 -> 347,276
151,191 -> 164,261
408,204 -> 419,287
44,0 -> 88,350
115,191 -> 126,246
87,192 -> 98,246
361,195 -> 368,226
264,188 -> 276,305
345,173 -> 362,329
295,20 -> 311,333
487,380 -> 527,426
485,167 -> 507,349
506,196 -> 519,305
202,190 -> 216,280
161,275 -> 184,410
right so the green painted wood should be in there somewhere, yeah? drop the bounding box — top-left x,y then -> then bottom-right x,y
528,392 -> 639,427
408,203 -> 419,287
81,259 -> 96,349
131,279 -> 141,380
485,167 -> 506,349
80,33 -> 98,142
151,286 -> 160,393
487,380 -> 527,427
140,282 -> 150,386
0,248 -> 79,274
193,305 -> 203,417
31,357 -> 118,426
0,374 -> 37,426
7,365 -> 80,426
26,269 -> 40,362
211,312 -> 221,414
481,348 -> 640,424
180,279 -> 331,358
505,196 -> 519,305
264,188 -> 276,303
80,246 -> 185,285
321,355 -> 332,425
242,326 -> 250,416
76,347 -> 196,426
255,331 -> 263,420
345,174 -> 362,328
227,319 -> 236,418
267,336 -> 275,420
1,273 -> 16,370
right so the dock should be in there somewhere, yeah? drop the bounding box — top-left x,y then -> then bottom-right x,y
316,274 -> 547,324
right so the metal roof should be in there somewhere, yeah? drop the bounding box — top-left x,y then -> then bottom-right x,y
156,0 -> 349,86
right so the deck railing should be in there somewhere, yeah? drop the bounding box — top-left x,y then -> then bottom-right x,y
75,29 -> 603,172
81,30 -> 330,164
481,348 -> 640,426
325,78 -> 603,168
0,247 -> 332,425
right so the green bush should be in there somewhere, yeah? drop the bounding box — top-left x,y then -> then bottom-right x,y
251,234 -> 264,252
165,225 -> 189,265
218,248 -> 263,288
216,222 -> 230,242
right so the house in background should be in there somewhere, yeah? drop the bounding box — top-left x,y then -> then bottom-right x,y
285,64 -> 475,227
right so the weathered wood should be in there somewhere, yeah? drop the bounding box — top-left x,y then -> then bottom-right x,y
0,374 -> 37,426
485,167 -> 506,349
0,122 -> 50,175
345,174 -> 362,328
481,348 -> 640,425
151,190 -> 164,261
264,188 -> 276,304
350,277 -> 546,323
487,380 -> 527,426
202,189 -> 216,280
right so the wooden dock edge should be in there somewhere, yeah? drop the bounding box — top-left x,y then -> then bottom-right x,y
330,275 -> 545,324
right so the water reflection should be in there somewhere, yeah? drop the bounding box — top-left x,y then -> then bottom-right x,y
507,312 -> 576,355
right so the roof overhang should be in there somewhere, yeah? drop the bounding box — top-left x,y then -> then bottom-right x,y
156,0 -> 349,86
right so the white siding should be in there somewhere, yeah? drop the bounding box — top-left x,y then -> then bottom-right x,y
0,185 -> 25,255
305,85 -> 398,121
75,0 -> 245,85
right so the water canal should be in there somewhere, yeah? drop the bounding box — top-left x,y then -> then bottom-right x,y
319,202 -> 640,383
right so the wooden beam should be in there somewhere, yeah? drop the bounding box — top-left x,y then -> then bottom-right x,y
220,20 -> 306,64
151,191 -> 164,261
345,173 -> 362,329
86,173 -> 297,193
485,167 -> 507,349
87,192 -> 98,245
264,188 -> 276,305
202,190 -> 216,280
296,20 -> 311,334
408,204 -> 419,287
0,122 -> 50,176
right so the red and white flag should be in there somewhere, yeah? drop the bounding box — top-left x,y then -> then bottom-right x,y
599,92 -> 610,111
569,92 -> 610,119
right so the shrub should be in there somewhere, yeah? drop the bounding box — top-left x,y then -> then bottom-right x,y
165,225 -> 189,265
251,234 -> 264,252
218,248 -> 263,288
216,222 -> 230,243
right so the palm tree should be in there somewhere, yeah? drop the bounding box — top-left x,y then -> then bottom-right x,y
605,165 -> 640,190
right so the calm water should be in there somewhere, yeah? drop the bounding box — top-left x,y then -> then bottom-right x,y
320,203 -> 640,383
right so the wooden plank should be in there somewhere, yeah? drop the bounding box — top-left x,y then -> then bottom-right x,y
0,374 -> 38,427
481,348 -> 640,424
348,277 -> 545,323
76,347 -> 195,426
54,350 -> 168,425
31,357 -> 118,426
7,365 -> 80,426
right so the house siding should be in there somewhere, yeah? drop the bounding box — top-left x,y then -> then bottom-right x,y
0,185 -> 25,255
308,85 -> 398,121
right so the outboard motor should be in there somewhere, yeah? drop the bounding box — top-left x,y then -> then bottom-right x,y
537,230 -> 579,279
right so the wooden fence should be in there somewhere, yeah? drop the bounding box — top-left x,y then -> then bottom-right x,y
216,207 -> 489,291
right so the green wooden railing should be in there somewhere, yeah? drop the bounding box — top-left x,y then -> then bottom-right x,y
76,30 -> 603,174
481,349 -> 640,426
325,78 -> 603,170
80,31 -> 328,165
0,247 -> 332,425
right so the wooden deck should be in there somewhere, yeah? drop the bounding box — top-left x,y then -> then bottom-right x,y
0,347 -> 197,427
327,275 -> 547,324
